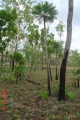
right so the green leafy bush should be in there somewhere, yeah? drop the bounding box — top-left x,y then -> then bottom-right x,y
15,65 -> 24,75
1,73 -> 9,80
66,92 -> 76,100
8,76 -> 15,83
1,73 -> 15,83
14,52 -> 24,65
39,90 -> 49,99
0,100 -> 2,110
72,69 -> 80,75
55,84 -> 76,100
55,84 -> 69,93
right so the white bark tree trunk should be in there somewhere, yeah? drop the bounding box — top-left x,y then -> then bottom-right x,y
65,0 -> 73,53
58,0 -> 73,101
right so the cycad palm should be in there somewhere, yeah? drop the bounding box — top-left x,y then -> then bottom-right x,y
33,1 -> 58,95
33,1 -> 58,23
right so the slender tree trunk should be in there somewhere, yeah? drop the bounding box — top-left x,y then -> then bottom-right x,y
55,52 -> 58,80
58,0 -> 73,101
20,74 -> 22,81
30,67 -> 32,75
10,60 -> 11,66
58,56 -> 62,80
42,54 -> 43,71
16,75 -> 18,84
12,59 -> 14,71
77,78 -> 79,88
49,63 -> 52,81
44,16 -> 51,95
1,51 -> 3,69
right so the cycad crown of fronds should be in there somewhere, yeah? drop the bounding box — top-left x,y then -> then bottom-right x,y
33,1 -> 58,22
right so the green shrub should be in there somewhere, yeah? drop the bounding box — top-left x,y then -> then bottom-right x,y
1,73 -> 15,83
39,90 -> 49,99
0,100 -> 2,110
8,76 -> 15,83
14,52 -> 24,65
55,84 -> 69,93
55,84 -> 76,100
66,92 -> 76,100
1,73 -> 9,80
13,113 -> 20,119
15,65 -> 24,75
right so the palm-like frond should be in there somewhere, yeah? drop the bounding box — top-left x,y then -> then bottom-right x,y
33,1 -> 58,23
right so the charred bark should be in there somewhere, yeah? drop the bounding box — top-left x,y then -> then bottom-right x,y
12,59 -> 14,71
58,51 -> 68,101
58,0 -> 73,101
77,78 -> 79,88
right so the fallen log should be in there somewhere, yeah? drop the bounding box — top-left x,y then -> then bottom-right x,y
26,78 -> 40,85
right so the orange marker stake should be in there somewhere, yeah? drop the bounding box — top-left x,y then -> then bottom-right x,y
1,90 -> 6,98
1,90 -> 6,111
2,106 -> 6,111
2,100 -> 6,105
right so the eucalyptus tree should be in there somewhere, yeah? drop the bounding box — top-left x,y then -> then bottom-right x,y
55,20 -> 65,79
40,28 -> 47,70
69,50 -> 80,87
55,20 -> 65,41
27,24 -> 40,46
2,0 -> 26,71
58,0 -> 73,101
4,0 -> 24,52
0,9 -> 17,68
23,0 -> 34,26
2,0 -> 33,53
26,24 -> 40,72
33,1 -> 58,95
23,42 -> 40,74
47,33 -> 55,81
47,38 -> 63,80
52,40 -> 63,80
40,28 -> 49,71
69,50 -> 80,67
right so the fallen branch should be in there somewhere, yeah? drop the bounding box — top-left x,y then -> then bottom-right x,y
26,78 -> 40,85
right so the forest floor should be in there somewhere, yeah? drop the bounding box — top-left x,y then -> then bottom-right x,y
0,65 -> 80,120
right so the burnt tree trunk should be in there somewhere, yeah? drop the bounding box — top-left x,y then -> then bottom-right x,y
58,0 -> 73,101
44,16 -> 51,95
58,51 -> 68,100
77,78 -> 79,88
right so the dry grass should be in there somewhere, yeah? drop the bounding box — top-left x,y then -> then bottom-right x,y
0,65 -> 80,120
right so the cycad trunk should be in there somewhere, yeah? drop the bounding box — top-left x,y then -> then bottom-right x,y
58,0 -> 73,101
44,16 -> 51,95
